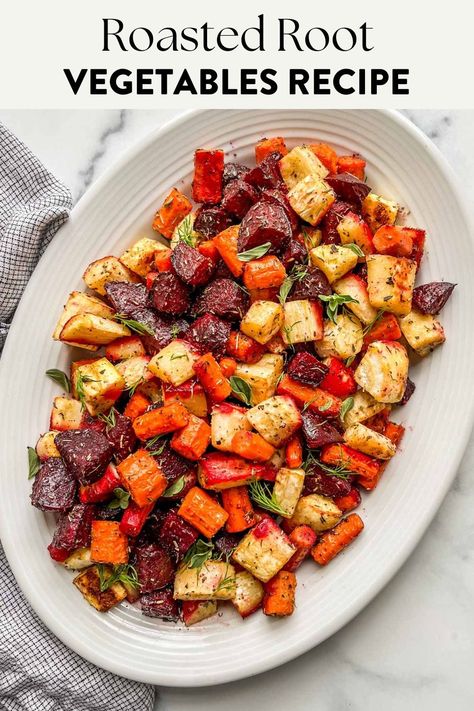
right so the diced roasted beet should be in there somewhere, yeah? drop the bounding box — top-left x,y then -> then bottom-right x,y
56,430 -> 112,484
244,151 -> 284,190
171,242 -> 215,288
221,179 -> 259,220
213,259 -> 234,280
105,412 -> 137,463
94,504 -> 122,521
281,238 -> 307,270
303,464 -> 353,498
135,543 -> 175,593
159,510 -> 199,561
223,162 -> 249,186
31,458 -> 76,512
320,200 -> 354,244
325,173 -> 371,205
81,412 -> 106,433
140,587 -> 180,621
412,282 -> 456,315
151,272 -> 191,315
194,205 -> 233,238
104,282 -> 148,316
260,188 -> 300,234
400,376 -> 416,406
238,202 -> 292,254
355,261 -> 368,281
288,266 -> 332,301
193,278 -> 249,321
48,503 -> 96,555
153,442 -> 192,483
287,352 -> 329,387
301,410 -> 343,449
214,532 -> 240,559
131,308 -> 189,355
188,314 -> 231,359
132,508 -> 167,549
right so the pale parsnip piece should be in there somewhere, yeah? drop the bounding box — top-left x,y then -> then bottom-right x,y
355,341 -> 409,403
336,212 -> 374,256
59,313 -> 131,346
183,600 -> 218,626
148,340 -> 198,386
366,254 -> 416,316
333,274 -> 378,325
231,571 -> 265,618
115,355 -> 152,391
362,192 -> 399,233
35,431 -> 60,460
343,390 -> 387,429
288,176 -> 336,226
398,310 -> 446,357
287,494 -> 342,533
281,299 -> 323,344
233,354 -> 284,406
53,290 -> 116,350
247,395 -> 302,448
73,565 -> 126,612
211,403 -> 252,452
232,519 -> 295,583
49,397 -> 84,431
279,145 -> 328,190
64,547 -> 93,570
273,467 -> 305,518
173,561 -> 236,601
170,213 -> 200,249
344,423 -> 396,459
240,300 -> 284,345
120,237 -> 169,277
310,244 -> 358,284
76,358 -> 125,416
315,313 -> 363,360
83,257 -> 140,296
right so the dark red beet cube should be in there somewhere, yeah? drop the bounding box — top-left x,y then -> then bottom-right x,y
288,266 -> 332,301
105,412 -> 136,463
104,282 -> 148,316
260,188 -> 300,234
281,238 -> 307,270
287,352 -> 329,388
400,376 -> 416,406
151,272 -> 191,315
31,458 -> 76,512
193,278 -> 249,321
301,410 -> 343,450
55,430 -> 112,484
153,442 -> 193,483
130,308 -> 189,355
223,162 -> 249,186
238,202 -> 292,255
171,241 -> 215,287
140,587 -> 180,621
320,201 -> 354,245
303,464 -> 353,498
214,532 -> 240,559
325,173 -> 371,206
194,205 -> 233,238
222,179 -> 258,220
412,282 -> 456,314
188,314 -> 231,360
135,543 -> 175,593
159,510 -> 199,561
244,151 -> 284,190
48,503 -> 96,556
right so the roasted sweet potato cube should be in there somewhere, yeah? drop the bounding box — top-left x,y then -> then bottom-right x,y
263,570 -> 296,616
153,187 -> 193,239
90,520 -> 128,565
117,449 -> 168,507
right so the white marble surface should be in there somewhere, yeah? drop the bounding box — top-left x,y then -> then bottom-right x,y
1,109 -> 473,711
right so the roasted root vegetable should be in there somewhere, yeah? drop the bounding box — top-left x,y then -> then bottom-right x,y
171,413 -> 211,461
59,313 -> 131,347
153,187 -> 193,238
120,238 -> 170,278
281,299 -> 323,344
74,565 -> 127,612
398,310 -> 446,356
232,518 -> 295,582
366,254 -> 417,316
284,525 -> 317,572
226,330 -> 266,364
256,136 -> 288,163
178,487 -> 228,537
280,146 -> 328,190
75,358 -> 125,416
321,443 -> 380,480
354,341 -> 409,403
362,192 -> 398,233
286,494 -> 342,533
213,225 -> 243,278
198,452 -> 270,490
273,467 -> 305,517
132,403 -> 190,440
148,340 -> 199,387
241,300 -> 284,345
194,352 -> 232,403
344,423 -> 396,459
231,430 -> 276,462
182,600 -> 218,626
53,291 -> 115,348
315,312 -> 363,361
311,514 -> 364,565
233,354 -> 284,405
211,403 -> 252,452
263,570 -> 296,616
105,336 -> 146,363
174,560 -> 235,600
192,149 -> 225,204
90,521 -> 129,565
117,449 -> 168,507
36,431 -> 60,460
82,258 -> 140,297
285,435 -> 303,469
243,255 -> 286,290
232,571 -> 265,617
310,244 -> 358,284
277,375 -> 341,418
288,176 -> 335,226
221,486 -> 259,533
247,395 -> 302,448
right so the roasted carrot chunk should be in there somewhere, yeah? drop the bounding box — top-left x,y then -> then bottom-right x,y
117,449 -> 168,507
154,246 -> 173,272
226,330 -> 266,364
124,391 -> 150,421
221,486 -> 259,533
132,402 -> 189,440
310,142 -> 338,173
334,488 -> 362,513
231,430 -> 276,462
321,443 -> 380,480
178,486 -> 228,537
194,353 -> 231,403
192,149 -> 224,204
219,357 -> 237,378
255,136 -> 288,163
213,225 -> 243,277
243,255 -> 286,290
284,525 -> 317,572
198,239 -> 220,265
277,375 -> 341,417
285,435 -> 303,469
337,154 -> 366,180
373,225 -> 414,258
90,521 -> 129,565
249,287 -> 280,304
152,187 -> 193,238
170,413 -> 211,461
263,571 -> 297,617
363,313 -> 402,348
311,513 -> 364,565
364,408 -> 391,434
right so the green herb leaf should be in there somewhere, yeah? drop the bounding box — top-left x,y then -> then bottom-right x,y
114,314 -> 155,336
229,376 -> 252,407
176,214 -> 195,246
97,563 -> 139,592
343,243 -> 365,258
170,323 -> 180,340
98,407 -> 117,430
319,293 -> 359,324
249,480 -> 287,516
215,570 -> 236,593
162,475 -> 186,498
278,264 -> 308,306
303,450 -> 352,479
27,446 -> 40,479
107,487 -> 130,510
126,379 -> 143,397
237,242 -> 272,262
45,369 -> 71,393
183,539 -> 214,570
340,396 -> 355,421
145,434 -> 167,457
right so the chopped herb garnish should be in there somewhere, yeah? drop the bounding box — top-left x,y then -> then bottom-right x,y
114,314 -> 155,336
126,379 -> 143,397
98,408 -> 116,430
45,369 -> 71,393
319,293 -> 359,324
97,563 -> 139,592
170,323 -> 180,340
343,243 -> 365,258
162,475 -> 186,497
340,396 -> 355,421
363,309 -> 385,336
27,446 -> 40,479
145,434 -> 167,457
278,264 -> 308,306
175,214 -> 195,246
107,487 -> 130,510
249,480 -> 287,516
75,371 -> 97,410
183,539 -> 214,569
303,451 -> 352,479
215,571 -> 236,593
237,242 -> 272,262
229,376 -> 252,407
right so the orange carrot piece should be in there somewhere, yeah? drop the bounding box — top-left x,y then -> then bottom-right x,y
170,413 -> 211,461
277,375 -> 342,417
284,525 -> 317,572
132,402 -> 189,440
192,149 -> 224,204
178,486 -> 228,537
124,391 -> 150,421
154,247 -> 173,272
364,408 -> 391,434
90,521 -> 129,565
219,357 -> 237,378
373,225 -> 414,258
198,239 -> 220,265
243,255 -> 286,290
321,443 -> 380,480
407,228 -> 426,269
311,514 -> 364,566
334,488 -> 361,513
213,225 -> 243,277
221,486 -> 259,533
194,353 -> 231,403
337,154 -> 366,180
285,435 -> 303,468
363,313 -> 402,348
152,187 -> 193,238
263,571 -> 297,617
117,449 -> 168,507
255,136 -> 288,163
226,330 -> 265,364
249,287 -> 279,303
309,142 -> 338,173
231,430 -> 276,462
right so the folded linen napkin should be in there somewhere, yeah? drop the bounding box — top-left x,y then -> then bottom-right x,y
0,123 -> 155,711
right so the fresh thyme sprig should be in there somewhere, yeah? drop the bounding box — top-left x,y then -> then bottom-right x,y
302,451 -> 352,479
114,314 -> 155,336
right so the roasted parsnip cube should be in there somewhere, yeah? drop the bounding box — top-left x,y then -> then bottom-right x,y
333,274 -> 378,325
273,467 -> 305,517
148,340 -> 199,386
76,357 -> 125,416
315,313 -> 363,360
120,237 -> 169,277
343,390 -> 387,428
310,244 -> 358,284
288,176 -> 336,226
182,600 -> 218,626
163,381 -> 208,418
73,565 -> 126,612
362,192 -> 399,233
336,212 -> 374,256
64,547 -> 92,570
115,355 -> 153,391
231,571 -> 265,618
279,145 -> 328,190
302,226 -> 323,252
240,300 -> 284,345
344,423 -> 396,459
59,313 -> 131,346
398,310 -> 446,356
287,494 -> 342,533
53,291 -> 116,350
50,397 -> 84,431
366,254 -> 416,316
35,431 -> 60,459
173,561 -> 236,601
282,300 -> 323,344
232,518 -> 295,583
247,395 -> 302,448
211,403 -> 252,451
83,257 -> 140,296
355,341 -> 409,403
233,354 -> 284,406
